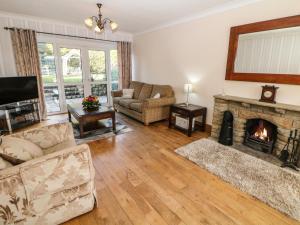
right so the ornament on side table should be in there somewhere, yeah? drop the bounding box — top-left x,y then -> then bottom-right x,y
82,95 -> 100,111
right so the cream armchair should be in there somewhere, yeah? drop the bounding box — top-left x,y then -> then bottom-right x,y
0,123 -> 96,225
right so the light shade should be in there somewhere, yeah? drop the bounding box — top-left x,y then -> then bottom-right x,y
184,83 -> 193,93
84,17 -> 94,28
94,26 -> 103,33
110,21 -> 118,31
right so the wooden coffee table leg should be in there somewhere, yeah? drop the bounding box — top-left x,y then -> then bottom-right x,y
112,113 -> 116,133
79,120 -> 84,138
68,110 -> 71,122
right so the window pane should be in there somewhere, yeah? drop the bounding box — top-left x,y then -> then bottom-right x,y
111,82 -> 119,91
88,50 -> 106,82
110,50 -> 119,82
38,43 -> 57,84
44,86 -> 60,113
60,48 -> 83,83
91,84 -> 107,103
64,85 -> 84,104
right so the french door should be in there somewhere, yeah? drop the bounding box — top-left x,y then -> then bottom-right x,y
38,37 -> 119,114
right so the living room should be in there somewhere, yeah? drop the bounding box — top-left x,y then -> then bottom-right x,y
0,0 -> 300,224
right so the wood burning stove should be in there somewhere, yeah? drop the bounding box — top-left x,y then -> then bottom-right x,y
244,119 -> 277,154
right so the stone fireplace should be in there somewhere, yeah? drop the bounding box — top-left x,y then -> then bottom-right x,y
211,95 -> 300,156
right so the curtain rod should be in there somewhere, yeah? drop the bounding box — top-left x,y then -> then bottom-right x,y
4,27 -> 120,43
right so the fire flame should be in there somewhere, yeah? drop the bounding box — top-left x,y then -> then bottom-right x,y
254,128 -> 269,141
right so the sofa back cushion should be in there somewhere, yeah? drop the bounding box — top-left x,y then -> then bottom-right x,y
138,84 -> 153,100
151,85 -> 174,98
119,99 -> 141,108
129,81 -> 144,99
12,122 -> 74,150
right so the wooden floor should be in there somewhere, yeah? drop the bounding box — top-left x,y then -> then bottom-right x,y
37,113 -> 299,225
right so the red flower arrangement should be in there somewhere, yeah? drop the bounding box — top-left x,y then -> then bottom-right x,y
82,95 -> 100,110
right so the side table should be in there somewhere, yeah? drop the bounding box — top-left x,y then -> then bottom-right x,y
168,103 -> 207,137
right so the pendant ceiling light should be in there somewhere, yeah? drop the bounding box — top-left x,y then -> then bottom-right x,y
84,3 -> 118,33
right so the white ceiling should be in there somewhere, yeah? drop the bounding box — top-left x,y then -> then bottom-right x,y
0,0 -> 257,34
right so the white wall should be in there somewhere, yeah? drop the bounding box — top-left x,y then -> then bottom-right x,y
133,0 -> 300,125
0,11 -> 133,76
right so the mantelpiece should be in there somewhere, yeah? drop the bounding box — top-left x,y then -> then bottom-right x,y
214,95 -> 300,113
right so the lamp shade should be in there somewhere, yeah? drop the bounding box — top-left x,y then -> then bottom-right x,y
94,26 -> 104,33
84,17 -> 94,28
110,21 -> 118,31
184,83 -> 193,93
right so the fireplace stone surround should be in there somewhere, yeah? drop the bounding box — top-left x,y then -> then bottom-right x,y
211,95 -> 300,157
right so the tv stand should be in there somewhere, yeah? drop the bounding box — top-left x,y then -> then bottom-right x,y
0,100 -> 40,134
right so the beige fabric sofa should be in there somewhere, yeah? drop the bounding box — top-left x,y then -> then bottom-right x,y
0,123 -> 96,225
112,81 -> 176,125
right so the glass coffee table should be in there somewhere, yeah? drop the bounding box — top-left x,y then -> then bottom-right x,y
67,103 -> 116,138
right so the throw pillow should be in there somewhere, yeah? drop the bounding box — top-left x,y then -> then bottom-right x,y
0,137 -> 43,165
122,89 -> 134,98
0,157 -> 13,170
153,93 -> 161,99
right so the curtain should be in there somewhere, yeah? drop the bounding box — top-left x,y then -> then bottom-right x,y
117,41 -> 132,89
10,28 -> 47,120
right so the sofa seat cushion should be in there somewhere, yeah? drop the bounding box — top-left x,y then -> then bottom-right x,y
0,137 -> 43,165
20,148 -> 91,201
129,81 -> 144,99
138,84 -> 153,100
130,102 -> 144,113
151,85 -> 174,98
119,99 -> 141,108
43,139 -> 76,155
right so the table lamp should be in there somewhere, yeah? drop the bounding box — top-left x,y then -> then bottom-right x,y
184,83 -> 193,106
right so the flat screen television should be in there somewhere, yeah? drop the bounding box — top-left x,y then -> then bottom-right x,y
0,76 -> 39,105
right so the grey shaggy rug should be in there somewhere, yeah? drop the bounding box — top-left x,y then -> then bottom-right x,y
175,138 -> 300,221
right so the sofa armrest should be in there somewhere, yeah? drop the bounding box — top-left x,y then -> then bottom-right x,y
11,122 -> 75,149
19,144 -> 95,201
111,90 -> 123,97
144,97 -> 176,108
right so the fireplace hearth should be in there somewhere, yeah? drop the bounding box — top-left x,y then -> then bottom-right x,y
244,119 -> 277,154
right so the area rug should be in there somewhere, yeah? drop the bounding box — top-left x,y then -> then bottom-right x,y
60,118 -> 132,144
175,138 -> 300,221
